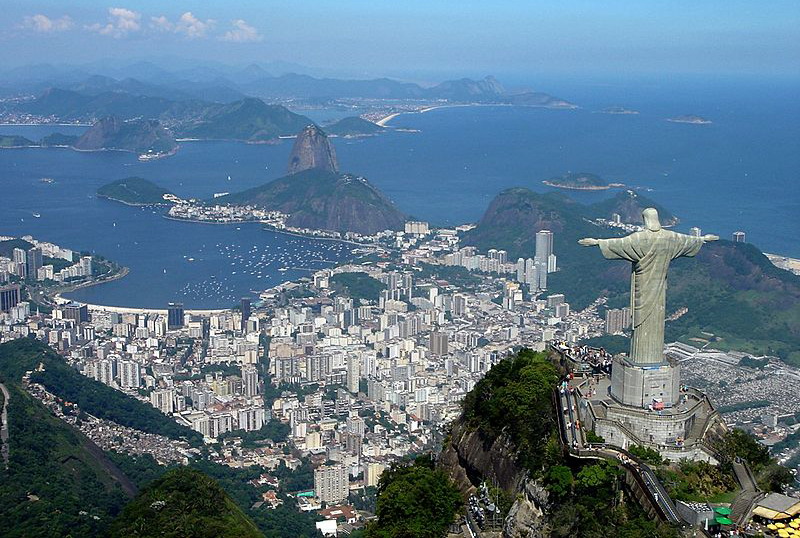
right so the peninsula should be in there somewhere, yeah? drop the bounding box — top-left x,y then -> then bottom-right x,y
97,177 -> 175,206
542,172 -> 623,191
170,125 -> 406,236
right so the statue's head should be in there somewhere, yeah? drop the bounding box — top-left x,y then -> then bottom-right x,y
642,208 -> 662,231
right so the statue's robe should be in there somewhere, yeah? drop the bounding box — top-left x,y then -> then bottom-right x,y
598,230 -> 704,364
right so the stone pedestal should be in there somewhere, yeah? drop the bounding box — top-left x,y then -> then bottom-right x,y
610,356 -> 681,408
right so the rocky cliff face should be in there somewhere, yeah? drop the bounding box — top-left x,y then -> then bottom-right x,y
287,125 -> 339,175
440,419 -> 550,537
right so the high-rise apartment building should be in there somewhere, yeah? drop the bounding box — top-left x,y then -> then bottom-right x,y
26,247 -> 42,281
240,297 -> 251,331
241,365 -> 259,397
167,302 -> 184,329
314,464 -> 349,503
429,331 -> 448,356
64,302 -> 89,324
0,284 -> 21,312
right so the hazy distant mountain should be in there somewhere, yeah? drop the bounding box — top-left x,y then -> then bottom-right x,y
239,73 -> 573,106
15,90 -> 308,142
286,124 -> 339,174
426,75 -> 505,102
20,87 -> 199,121
2,60 -> 575,107
178,98 -> 311,142
240,73 -> 426,99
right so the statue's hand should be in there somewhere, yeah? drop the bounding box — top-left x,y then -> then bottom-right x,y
578,238 -> 600,246
702,234 -> 719,242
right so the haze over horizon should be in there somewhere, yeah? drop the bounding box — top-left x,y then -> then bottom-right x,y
2,1 -> 798,81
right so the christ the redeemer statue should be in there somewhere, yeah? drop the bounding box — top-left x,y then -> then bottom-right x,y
579,208 -> 718,365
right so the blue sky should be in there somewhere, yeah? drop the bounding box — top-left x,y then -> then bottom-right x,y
2,1 -> 798,78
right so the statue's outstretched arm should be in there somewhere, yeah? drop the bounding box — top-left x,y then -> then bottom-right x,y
702,234 -> 719,242
578,238 -> 600,247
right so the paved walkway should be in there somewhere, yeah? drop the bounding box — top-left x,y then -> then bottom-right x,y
1,382 -> 9,469
556,385 -> 682,525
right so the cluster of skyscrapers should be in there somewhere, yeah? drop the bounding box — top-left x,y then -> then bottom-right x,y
442,229 -> 558,292
0,244 -> 91,284
517,230 -> 557,290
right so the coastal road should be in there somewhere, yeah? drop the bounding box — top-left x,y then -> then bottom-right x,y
1,382 -> 9,469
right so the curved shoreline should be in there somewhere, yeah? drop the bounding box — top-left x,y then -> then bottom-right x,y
163,215 -> 377,247
57,265 -> 130,296
99,195 -> 170,207
375,102 -> 576,126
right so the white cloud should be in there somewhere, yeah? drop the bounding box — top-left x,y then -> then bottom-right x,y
220,19 -> 263,43
149,12 -> 215,39
149,15 -> 173,33
87,7 -> 141,38
174,12 -> 215,39
22,14 -> 73,33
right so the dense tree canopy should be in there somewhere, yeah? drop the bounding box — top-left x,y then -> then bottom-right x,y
368,456 -> 462,538
109,468 -> 264,538
461,348 -> 560,473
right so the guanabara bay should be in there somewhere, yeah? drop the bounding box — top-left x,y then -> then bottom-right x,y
0,2 -> 798,538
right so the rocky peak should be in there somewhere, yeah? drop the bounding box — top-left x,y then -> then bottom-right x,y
286,124 -> 338,175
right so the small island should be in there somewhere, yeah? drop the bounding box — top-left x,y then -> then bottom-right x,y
542,172 -> 624,191
597,106 -> 639,115
0,135 -> 38,148
97,177 -> 175,206
667,114 -> 712,125
324,116 -> 385,137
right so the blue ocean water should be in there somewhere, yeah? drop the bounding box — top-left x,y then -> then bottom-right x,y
1,75 -> 797,308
